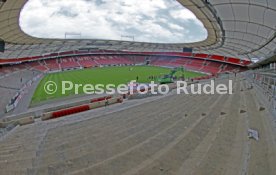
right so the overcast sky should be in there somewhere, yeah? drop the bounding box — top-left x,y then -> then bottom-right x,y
20,0 -> 207,43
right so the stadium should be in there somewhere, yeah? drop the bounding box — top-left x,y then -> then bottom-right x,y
0,0 -> 275,174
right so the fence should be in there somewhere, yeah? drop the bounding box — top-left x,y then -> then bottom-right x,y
244,68 -> 276,113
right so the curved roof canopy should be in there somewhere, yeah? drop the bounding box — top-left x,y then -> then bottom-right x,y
0,0 -> 275,62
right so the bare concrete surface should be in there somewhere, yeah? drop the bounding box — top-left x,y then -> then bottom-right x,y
4,76 -> 44,117
0,76 -> 275,175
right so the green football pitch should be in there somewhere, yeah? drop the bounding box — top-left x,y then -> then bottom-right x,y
31,66 -> 205,104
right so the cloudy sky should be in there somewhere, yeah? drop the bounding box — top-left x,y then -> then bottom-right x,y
20,0 -> 207,43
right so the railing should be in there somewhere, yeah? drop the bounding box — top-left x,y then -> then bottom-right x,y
244,69 -> 276,113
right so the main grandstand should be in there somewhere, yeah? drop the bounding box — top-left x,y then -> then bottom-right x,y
0,0 -> 276,175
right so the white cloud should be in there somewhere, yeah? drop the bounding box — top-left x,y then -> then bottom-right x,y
168,23 -> 184,31
169,9 -> 197,20
20,0 -> 207,43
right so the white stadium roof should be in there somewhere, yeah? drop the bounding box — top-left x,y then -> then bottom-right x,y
0,0 -> 275,62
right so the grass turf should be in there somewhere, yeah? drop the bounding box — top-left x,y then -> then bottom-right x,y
31,66 -> 205,104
